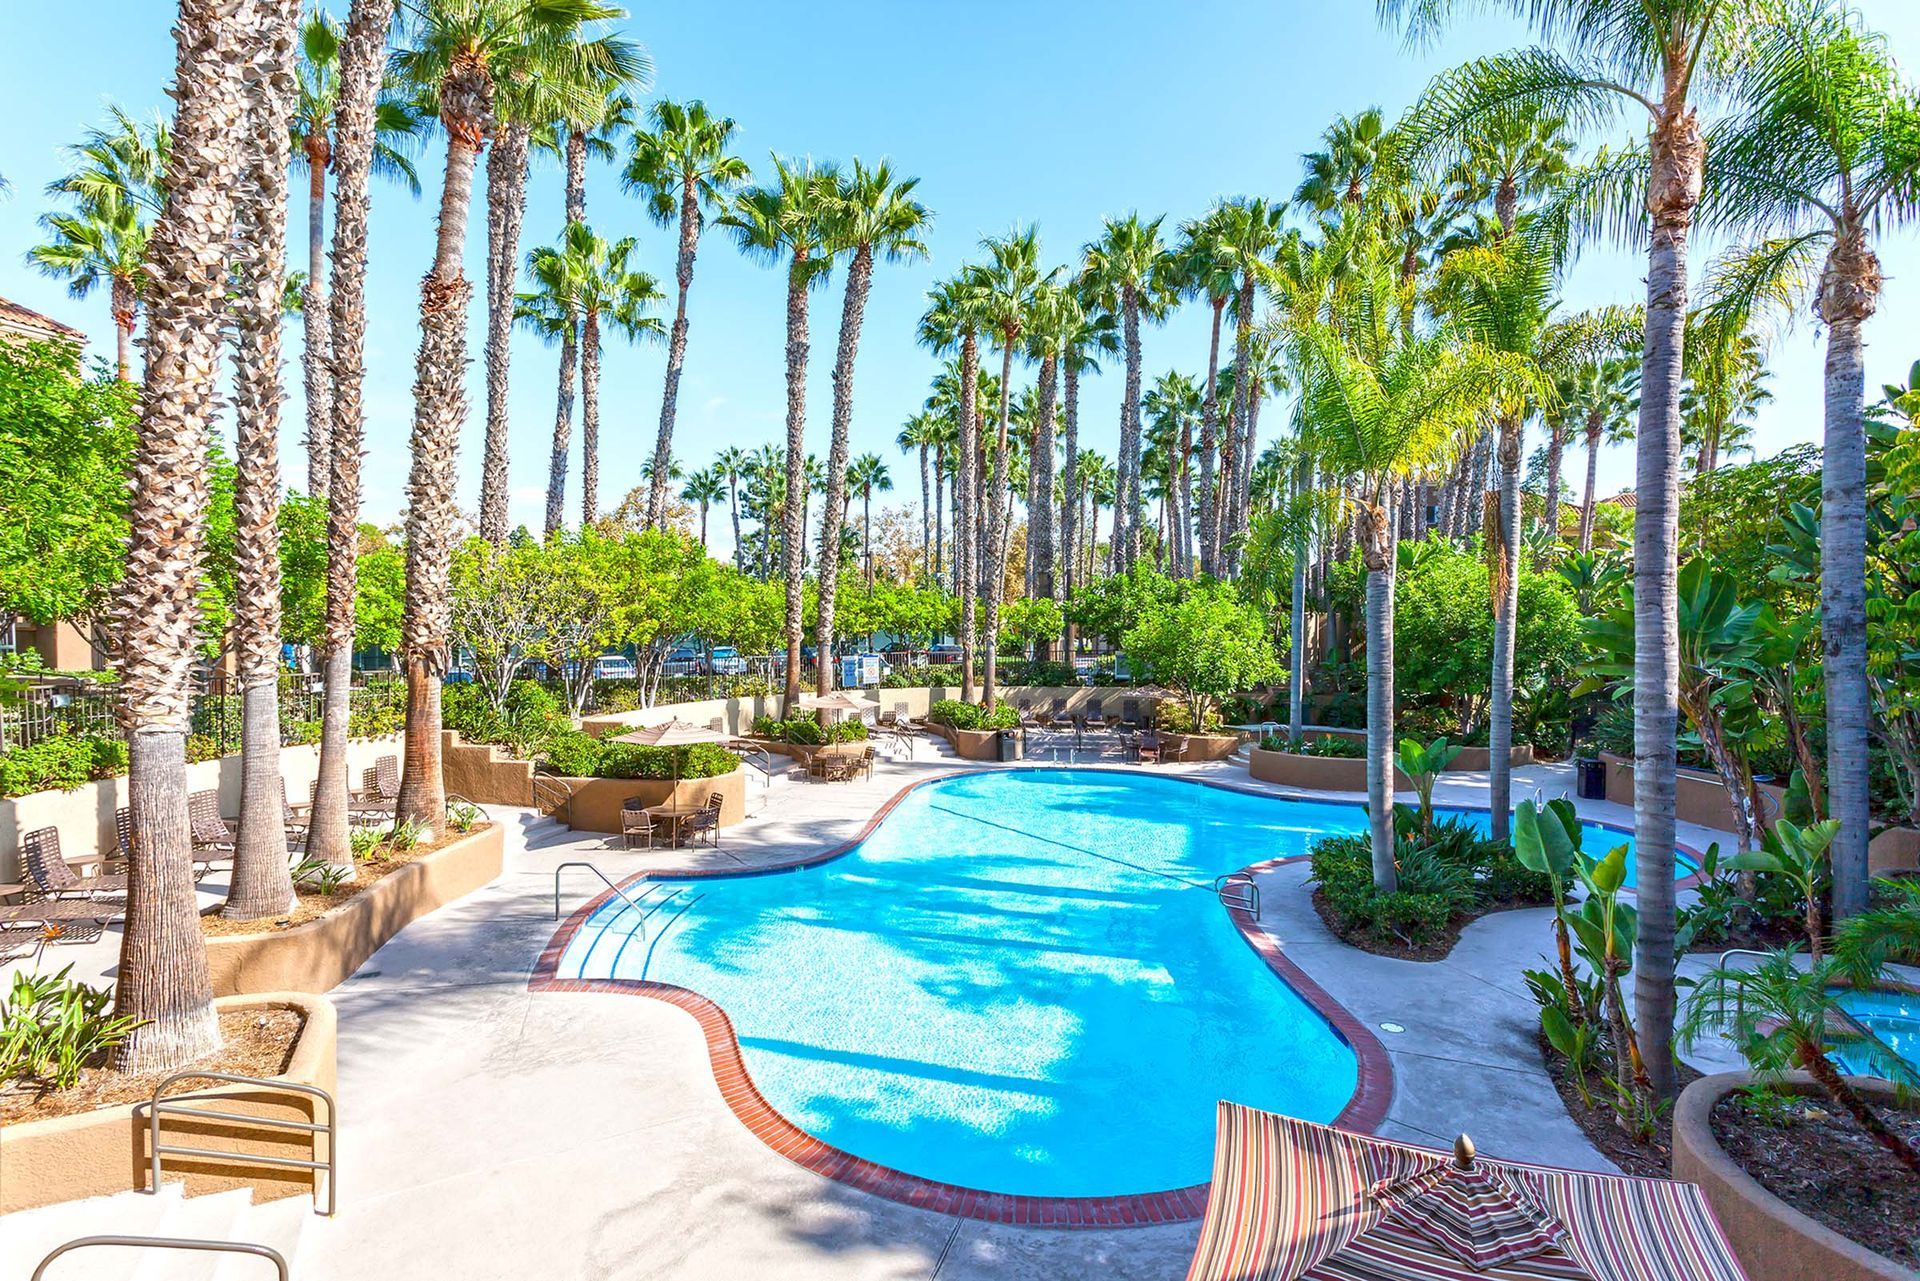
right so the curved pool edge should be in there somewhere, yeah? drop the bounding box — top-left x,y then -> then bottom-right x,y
526,766 -> 1403,1226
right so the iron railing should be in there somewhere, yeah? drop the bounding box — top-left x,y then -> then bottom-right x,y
33,1236 -> 288,1280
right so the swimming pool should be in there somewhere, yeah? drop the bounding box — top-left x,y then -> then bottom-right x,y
1831,987 -> 1920,1079
549,769 -> 1657,1201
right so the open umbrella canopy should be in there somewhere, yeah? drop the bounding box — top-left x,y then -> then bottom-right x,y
1185,1104 -> 1749,1281
608,718 -> 737,747
795,691 -> 880,715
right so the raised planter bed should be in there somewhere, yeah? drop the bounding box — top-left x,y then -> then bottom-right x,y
1166,732 -> 1241,762
204,823 -> 504,997
1246,743 -> 1534,791
545,767 -> 746,834
1868,825 -> 1920,877
923,722 -> 1013,761
0,992 -> 336,1214
440,730 -> 534,806
1672,1070 -> 1914,1281
1601,752 -> 1786,835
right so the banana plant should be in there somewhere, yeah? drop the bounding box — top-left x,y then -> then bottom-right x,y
1730,818 -> 1841,960
1567,842 -> 1649,1102
1514,797 -> 1583,1026
1395,735 -> 1462,840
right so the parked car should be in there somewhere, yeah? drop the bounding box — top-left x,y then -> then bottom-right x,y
592,654 -> 637,681
662,646 -> 704,677
709,646 -> 747,676
928,644 -> 964,665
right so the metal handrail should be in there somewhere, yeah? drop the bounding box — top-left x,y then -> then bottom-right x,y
532,773 -> 575,824
553,861 -> 652,923
34,1236 -> 288,1280
1214,873 -> 1260,919
149,1071 -> 336,1216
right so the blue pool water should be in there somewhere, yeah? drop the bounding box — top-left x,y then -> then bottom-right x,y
1831,988 -> 1920,1080
554,769 -> 1662,1197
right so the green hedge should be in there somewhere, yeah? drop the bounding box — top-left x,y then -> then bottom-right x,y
0,732 -> 127,798
1309,814 -> 1548,949
927,699 -> 982,730
537,729 -> 736,780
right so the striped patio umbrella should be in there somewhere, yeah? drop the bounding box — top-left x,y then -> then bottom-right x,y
1184,1104 -> 1749,1281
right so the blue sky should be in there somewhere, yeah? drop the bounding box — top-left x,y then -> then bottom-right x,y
3,1 -> 1918,558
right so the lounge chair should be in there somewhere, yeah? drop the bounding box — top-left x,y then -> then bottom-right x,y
0,921 -> 52,963
21,826 -> 128,905
113,806 -> 136,873
1120,699 -> 1143,728
186,790 -> 236,879
1082,702 -> 1107,731
619,798 -> 657,850
1136,731 -> 1164,765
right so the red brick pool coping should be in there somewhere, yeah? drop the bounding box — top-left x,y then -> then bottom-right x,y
528,766 -> 1401,1227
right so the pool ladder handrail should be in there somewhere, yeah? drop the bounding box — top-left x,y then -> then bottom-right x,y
1214,873 -> 1260,919
148,1071 -> 337,1216
34,1236 -> 288,1281
1715,947 -> 1920,1085
553,860 -> 652,925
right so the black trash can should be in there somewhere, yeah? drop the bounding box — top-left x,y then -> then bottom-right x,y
1574,757 -> 1606,800
998,728 -> 1025,762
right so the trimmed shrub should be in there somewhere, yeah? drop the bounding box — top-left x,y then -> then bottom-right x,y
979,704 -> 1020,731
928,699 -> 983,730
0,732 -> 127,798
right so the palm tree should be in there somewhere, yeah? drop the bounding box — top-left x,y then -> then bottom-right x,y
517,233 -> 585,534
681,466 -> 725,546
573,226 -> 663,525
1178,205 -> 1238,575
1295,108 -> 1393,211
896,412 -> 940,580
815,161 -> 930,691
1022,284 -> 1072,624
113,0 -> 272,1072
1079,452 -> 1117,583
1445,107 -> 1574,234
1143,370 -> 1202,575
714,444 -> 749,568
847,453 -> 893,588
1384,0 -> 1764,1102
975,227 -> 1051,706
1293,226 -> 1500,893
28,190 -> 150,380
306,0 -> 395,871
289,11 -> 422,501
1215,198 -> 1287,574
1058,289 -> 1116,649
723,155 -> 841,712
1562,354 -> 1637,552
1708,4 -> 1920,916
535,54 -> 644,226
391,0 -> 638,835
1081,214 -> 1174,573
224,3 -> 303,922
920,274 -> 990,700
628,100 -> 751,529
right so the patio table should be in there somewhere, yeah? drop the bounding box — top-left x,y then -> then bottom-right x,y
644,804 -> 705,848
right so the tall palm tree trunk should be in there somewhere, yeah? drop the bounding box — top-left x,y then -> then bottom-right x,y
1119,290 -> 1143,571
307,0 -> 387,871
1198,301 -> 1224,576
863,490 -> 875,589
780,252 -> 812,713
1359,495 -> 1398,893
113,0 -> 266,1071
726,473 -> 743,569
543,322 -> 576,536
478,121 -> 528,545
565,129 -> 586,223
957,332 -> 980,702
933,453 -> 946,585
817,245 -> 875,695
1819,228 -> 1878,919
301,140 -> 332,501
1633,99 -> 1704,1102
1289,459 -> 1310,748
1223,277 -> 1256,575
396,76 -> 488,839
112,278 -> 137,382
580,309 -> 600,526
1578,418 -> 1601,553
1543,422 -> 1565,538
1488,412 -> 1523,841
917,444 -> 930,581
983,339 -> 1017,707
1032,355 -> 1059,657
1059,361 -> 1080,656
648,173 -> 701,529
225,1 -> 300,921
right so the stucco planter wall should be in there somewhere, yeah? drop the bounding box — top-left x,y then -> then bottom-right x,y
204,824 -> 504,997
1167,733 -> 1241,762
545,767 -> 746,834
1245,742 -> 1530,791
1672,1070 -> 1912,1281
441,730 -> 533,807
0,733 -> 406,883
0,992 -> 337,1214
1601,752 -> 1786,834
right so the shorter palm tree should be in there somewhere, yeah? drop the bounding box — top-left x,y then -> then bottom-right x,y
847,453 -> 892,587
29,190 -> 149,379
569,225 -> 663,525
1681,949 -> 1920,1174
680,466 -> 726,546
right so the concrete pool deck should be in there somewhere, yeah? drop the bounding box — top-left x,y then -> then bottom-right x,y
0,737 -> 1744,1279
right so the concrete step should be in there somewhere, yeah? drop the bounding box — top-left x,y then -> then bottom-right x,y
130,1187 -> 253,1281
0,1184 -> 184,1281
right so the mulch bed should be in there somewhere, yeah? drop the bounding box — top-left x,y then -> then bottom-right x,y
199,822 -> 490,936
1711,1090 -> 1920,1269
1536,1031 -> 1701,1179
0,1006 -> 304,1126
1309,888 -> 1540,963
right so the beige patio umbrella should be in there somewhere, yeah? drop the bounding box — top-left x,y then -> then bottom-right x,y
608,718 -> 742,786
795,691 -> 880,715
1184,1104 -> 1750,1281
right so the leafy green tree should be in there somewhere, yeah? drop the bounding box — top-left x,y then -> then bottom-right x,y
1121,583 -> 1281,732
0,341 -> 136,636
